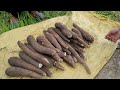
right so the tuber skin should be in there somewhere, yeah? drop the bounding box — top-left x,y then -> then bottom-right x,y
70,30 -> 78,39
54,28 -> 70,42
43,55 -> 64,71
19,51 -> 43,69
37,36 -> 57,51
48,27 -> 68,49
8,57 -> 46,76
27,35 -> 56,56
63,55 -> 76,68
27,42 -> 62,63
24,44 -> 64,70
70,43 -> 83,54
52,53 -> 63,62
37,35 -> 66,58
72,55 -> 78,63
25,43 -> 62,62
70,29 -> 89,48
72,28 -> 90,45
70,38 -> 84,48
55,22 -> 72,38
24,43 -> 37,53
43,30 -> 62,50
5,67 -> 42,79
62,48 -> 71,55
41,66 -> 53,77
17,41 -> 50,66
72,28 -> 84,40
78,52 -> 85,61
70,42 -> 85,53
64,41 -> 91,74
57,51 -> 66,58
73,23 -> 94,43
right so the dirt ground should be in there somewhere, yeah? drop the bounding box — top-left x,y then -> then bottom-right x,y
95,43 -> 120,79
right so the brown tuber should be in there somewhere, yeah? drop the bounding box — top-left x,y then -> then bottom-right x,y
44,55 -> 64,71
37,36 -> 57,51
43,30 -> 62,50
64,41 -> 91,74
19,51 -> 43,68
24,43 -> 37,53
8,57 -> 46,76
72,28 -> 90,45
62,48 -> 71,55
72,56 -> 78,63
43,54 -> 64,71
70,38 -> 84,48
57,51 -> 66,58
24,44 -> 64,70
17,41 -> 50,66
6,22 -> 94,79
72,28 -> 84,40
63,55 -> 76,68
78,52 -> 85,60
41,66 -> 53,77
54,28 -> 70,42
55,22 -> 72,38
25,43 -> 62,62
73,23 -> 94,43
70,30 -> 89,48
70,42 -> 85,53
47,27 -> 68,49
5,67 -> 42,79
27,35 -> 56,56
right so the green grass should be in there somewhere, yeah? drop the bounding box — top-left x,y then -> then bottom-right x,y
0,11 -> 68,34
96,11 -> 120,21
0,11 -> 120,35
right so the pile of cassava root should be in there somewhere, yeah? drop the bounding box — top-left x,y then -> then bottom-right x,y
5,22 -> 94,79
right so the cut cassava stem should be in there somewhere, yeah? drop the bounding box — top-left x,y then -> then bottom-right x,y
19,51 -> 43,68
63,55 -> 76,68
5,67 -> 42,79
64,41 -> 91,74
48,27 -> 68,49
17,41 -> 50,66
55,22 -> 72,38
43,30 -> 62,50
27,35 -> 56,56
25,43 -> 64,70
73,23 -> 94,43
8,57 -> 46,76
54,28 -> 70,42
